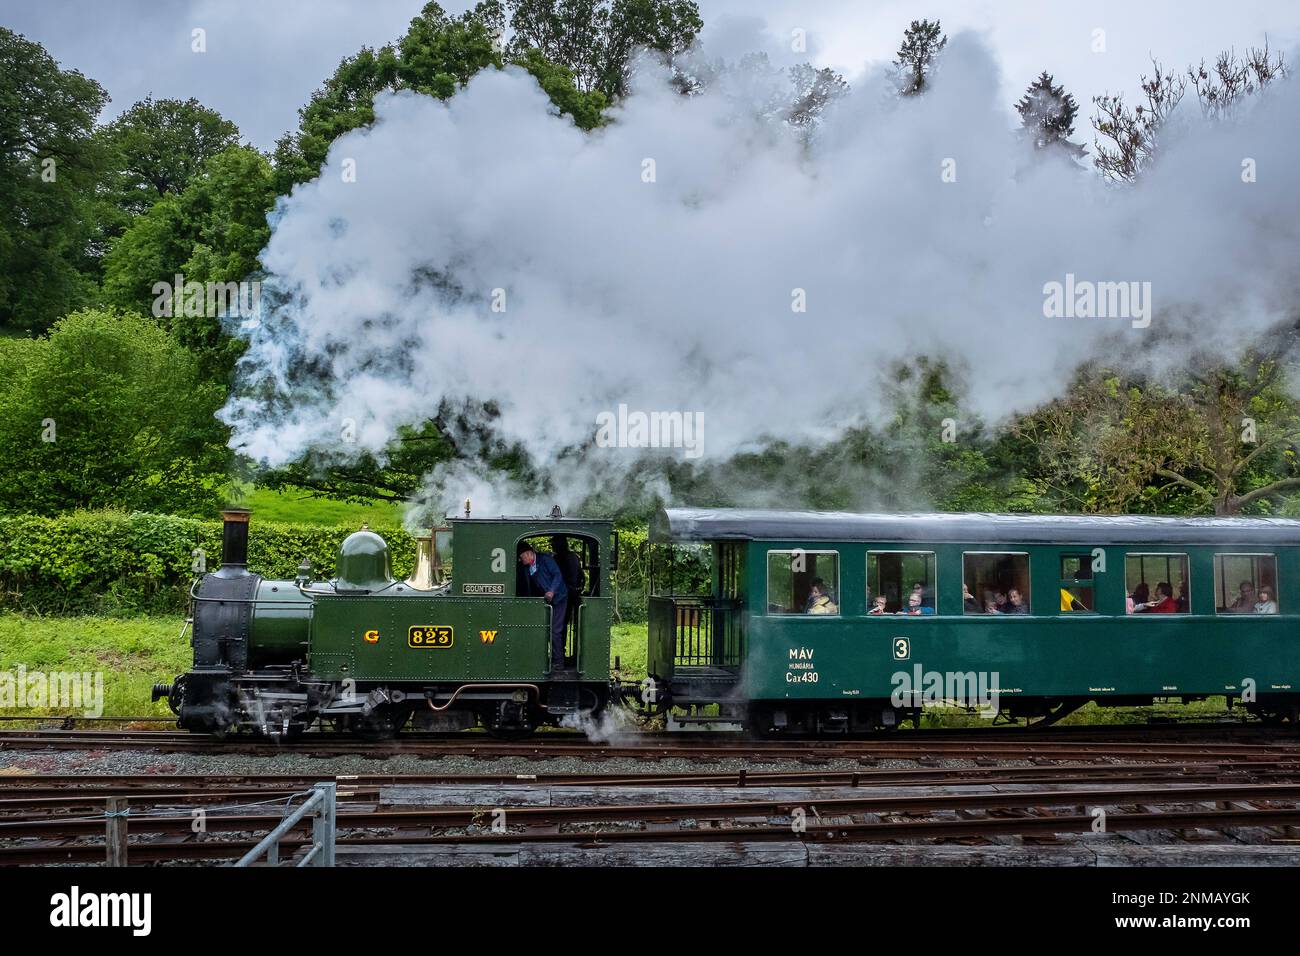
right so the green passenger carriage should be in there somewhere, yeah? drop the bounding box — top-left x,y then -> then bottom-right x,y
647,509 -> 1300,733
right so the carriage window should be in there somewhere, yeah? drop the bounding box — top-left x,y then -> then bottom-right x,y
963,553 -> 1031,614
767,551 -> 839,615
1059,554 -> 1095,613
1125,554 -> 1189,614
866,552 -> 936,615
1214,554 -> 1278,614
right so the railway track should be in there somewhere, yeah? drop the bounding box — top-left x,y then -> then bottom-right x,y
5,757 -> 1300,808
5,760 -> 1300,865
2,725 -> 1298,761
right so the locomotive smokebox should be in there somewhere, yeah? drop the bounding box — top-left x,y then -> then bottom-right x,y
219,507 -> 252,573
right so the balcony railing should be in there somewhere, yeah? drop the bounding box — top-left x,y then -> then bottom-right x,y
649,595 -> 743,668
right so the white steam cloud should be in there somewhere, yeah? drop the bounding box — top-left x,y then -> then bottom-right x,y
221,29 -> 1300,519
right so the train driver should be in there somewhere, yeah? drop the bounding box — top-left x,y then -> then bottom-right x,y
518,544 -> 570,672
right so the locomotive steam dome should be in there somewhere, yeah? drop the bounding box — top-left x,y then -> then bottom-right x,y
335,528 -> 393,591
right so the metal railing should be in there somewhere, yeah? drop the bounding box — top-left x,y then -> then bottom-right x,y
649,596 -> 743,667
234,782 -> 336,868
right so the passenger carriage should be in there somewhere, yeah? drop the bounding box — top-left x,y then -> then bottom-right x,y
648,508 -> 1300,733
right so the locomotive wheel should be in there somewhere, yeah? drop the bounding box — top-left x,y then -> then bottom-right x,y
578,687 -> 607,718
333,706 -> 411,739
485,722 -> 536,740
483,700 -> 538,739
275,721 -> 312,740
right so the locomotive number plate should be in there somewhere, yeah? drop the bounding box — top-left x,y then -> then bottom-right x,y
409,625 -> 454,649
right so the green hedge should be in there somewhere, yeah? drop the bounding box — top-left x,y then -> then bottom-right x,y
0,511 -> 699,622
0,511 -> 415,614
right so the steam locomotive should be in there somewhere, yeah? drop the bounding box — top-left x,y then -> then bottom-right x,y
155,506 -> 1300,736
154,508 -> 623,737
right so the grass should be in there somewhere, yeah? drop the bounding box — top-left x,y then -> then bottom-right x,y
0,612 -> 189,720
235,485 -> 404,527
916,696 -> 1236,728
611,623 -> 648,681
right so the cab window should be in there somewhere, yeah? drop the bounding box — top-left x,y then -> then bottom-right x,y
964,552 -> 1031,614
767,550 -> 839,615
1125,553 -> 1189,614
867,551 -> 936,615
1214,553 -> 1278,614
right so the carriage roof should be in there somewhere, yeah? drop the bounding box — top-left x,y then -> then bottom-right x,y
653,508 -> 1300,547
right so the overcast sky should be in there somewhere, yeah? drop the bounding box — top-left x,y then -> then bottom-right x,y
5,0 -> 1299,149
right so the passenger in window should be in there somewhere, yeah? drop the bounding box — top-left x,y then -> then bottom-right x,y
1127,583 -> 1150,614
1228,581 -> 1257,613
1000,588 -> 1029,614
1254,587 -> 1278,614
984,598 -> 1002,614
1148,582 -> 1178,613
1174,581 -> 1189,614
806,579 -> 839,615
962,583 -> 978,612
868,594 -> 888,615
898,591 -> 933,615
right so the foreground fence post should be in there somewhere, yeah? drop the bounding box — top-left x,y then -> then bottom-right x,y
312,782 -> 337,867
234,781 -> 336,868
105,797 -> 128,867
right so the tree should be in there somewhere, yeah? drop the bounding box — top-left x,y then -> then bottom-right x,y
786,63 -> 849,131
893,19 -> 946,95
252,400 -> 539,512
0,309 -> 231,515
1015,330 -> 1300,516
1093,45 -> 1287,186
273,1 -> 607,193
1188,43 -> 1286,120
1091,58 -> 1186,184
0,28 -> 108,332
672,52 -> 848,143
95,96 -> 240,224
506,0 -> 702,99
101,145 -> 276,379
1015,71 -> 1086,159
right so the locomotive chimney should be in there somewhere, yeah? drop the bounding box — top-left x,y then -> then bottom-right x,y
220,508 -> 252,570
